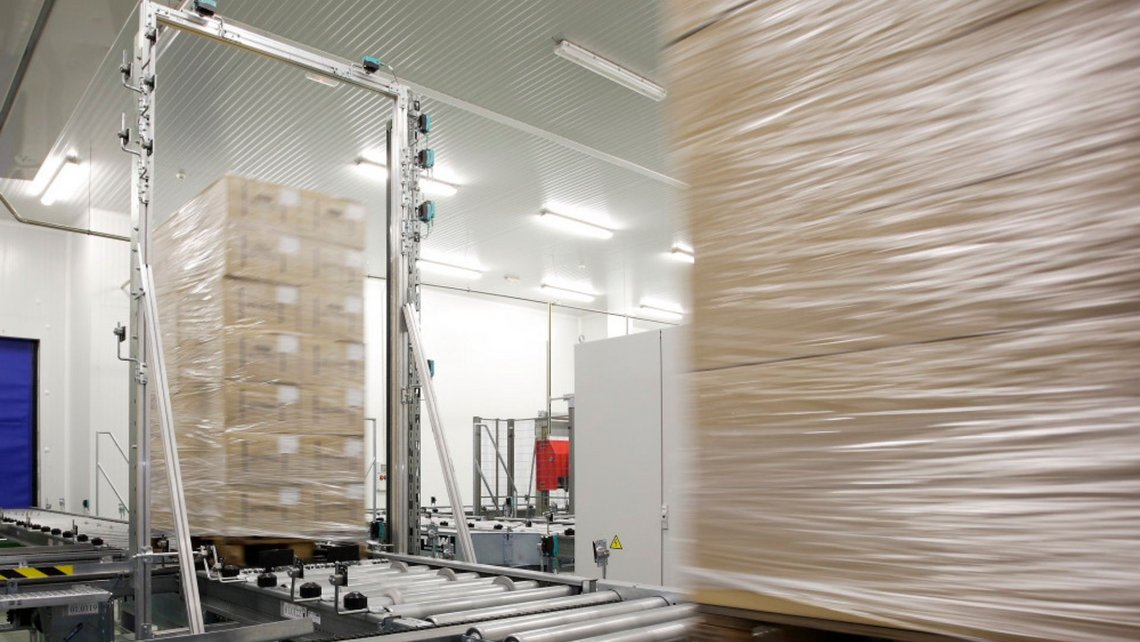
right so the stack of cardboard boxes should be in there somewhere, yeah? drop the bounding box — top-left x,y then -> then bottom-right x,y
668,1 -> 1139,640
151,175 -> 367,539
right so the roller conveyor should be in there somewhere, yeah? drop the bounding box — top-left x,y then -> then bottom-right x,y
0,508 -> 130,550
197,554 -> 692,641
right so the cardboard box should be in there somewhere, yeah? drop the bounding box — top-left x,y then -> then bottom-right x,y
222,483 -> 364,536
302,385 -> 366,436
221,278 -> 302,332
303,198 -> 367,249
224,434 -> 364,483
221,381 -> 310,433
304,338 -> 366,385
222,329 -> 306,383
221,330 -> 365,385
300,285 -> 365,341
222,225 -> 364,287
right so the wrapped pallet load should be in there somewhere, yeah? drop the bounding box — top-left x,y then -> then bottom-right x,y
666,1 -> 1139,641
150,175 -> 367,539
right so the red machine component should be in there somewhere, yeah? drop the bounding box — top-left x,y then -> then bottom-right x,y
535,439 -> 570,492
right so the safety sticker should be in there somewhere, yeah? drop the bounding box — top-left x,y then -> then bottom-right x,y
0,565 -> 74,580
610,535 -> 623,550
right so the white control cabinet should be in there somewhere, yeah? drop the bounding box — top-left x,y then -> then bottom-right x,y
573,327 -> 690,587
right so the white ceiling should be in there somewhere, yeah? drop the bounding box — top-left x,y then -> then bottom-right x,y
0,0 -> 690,317
0,0 -> 138,178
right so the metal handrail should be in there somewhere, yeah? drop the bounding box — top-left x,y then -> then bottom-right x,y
95,431 -> 129,517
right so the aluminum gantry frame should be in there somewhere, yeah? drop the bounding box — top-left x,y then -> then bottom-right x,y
123,1 -> 445,636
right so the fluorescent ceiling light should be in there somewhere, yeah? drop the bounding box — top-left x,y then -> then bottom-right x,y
538,208 -> 613,240
540,283 -> 596,303
421,178 -> 458,198
40,157 -> 84,206
669,245 -> 695,264
417,258 -> 482,280
554,39 -> 666,102
639,300 -> 685,322
304,71 -> 340,88
354,156 -> 460,198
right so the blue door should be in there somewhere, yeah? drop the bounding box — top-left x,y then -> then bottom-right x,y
0,337 -> 36,508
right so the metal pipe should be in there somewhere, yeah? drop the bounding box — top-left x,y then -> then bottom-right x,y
403,302 -> 477,562
95,431 -> 129,518
574,618 -> 700,642
141,264 -> 204,632
96,464 -> 127,515
385,580 -> 537,606
392,577 -> 531,601
467,597 -> 669,640
387,585 -> 571,620
503,604 -> 697,642
428,590 -> 618,627
0,190 -> 129,242
366,417 -> 378,518
345,571 -> 479,593
483,425 -> 516,504
428,592 -> 620,629
375,553 -> 596,590
473,418 -> 483,516
546,303 -> 552,426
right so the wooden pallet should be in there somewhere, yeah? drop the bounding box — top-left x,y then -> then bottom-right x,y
192,536 -> 317,568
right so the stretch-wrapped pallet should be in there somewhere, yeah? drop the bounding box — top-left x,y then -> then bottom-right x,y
667,1 -> 1139,640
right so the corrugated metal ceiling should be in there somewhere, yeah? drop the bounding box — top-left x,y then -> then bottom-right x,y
1,0 -> 688,315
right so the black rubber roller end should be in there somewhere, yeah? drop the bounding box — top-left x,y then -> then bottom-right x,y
91,537 -> 104,546
62,531 -> 74,539
343,591 -> 367,610
50,528 -> 61,535
299,582 -> 322,599
40,526 -> 51,532
256,572 -> 277,588
77,534 -> 89,542
221,564 -> 241,578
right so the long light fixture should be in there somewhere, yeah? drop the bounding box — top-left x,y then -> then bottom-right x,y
417,258 -> 482,280
669,245 -> 695,264
639,300 -> 685,322
538,208 -> 613,240
40,157 -> 84,206
554,39 -> 666,102
354,157 -> 459,198
540,282 -> 596,303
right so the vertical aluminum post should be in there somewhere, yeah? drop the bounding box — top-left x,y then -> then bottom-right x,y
507,419 -> 516,517
386,91 -> 421,554
472,418 -> 482,517
127,4 -> 157,637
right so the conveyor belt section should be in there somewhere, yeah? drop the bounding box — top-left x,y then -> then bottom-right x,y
199,557 -> 695,641
0,508 -> 129,549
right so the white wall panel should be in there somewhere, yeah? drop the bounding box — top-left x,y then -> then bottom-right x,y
0,219 -> 74,510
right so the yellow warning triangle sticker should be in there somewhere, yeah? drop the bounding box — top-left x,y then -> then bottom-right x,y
610,535 -> 623,550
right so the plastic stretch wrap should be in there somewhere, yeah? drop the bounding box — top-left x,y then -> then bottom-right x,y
150,175 -> 366,539
667,1 -> 1140,640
